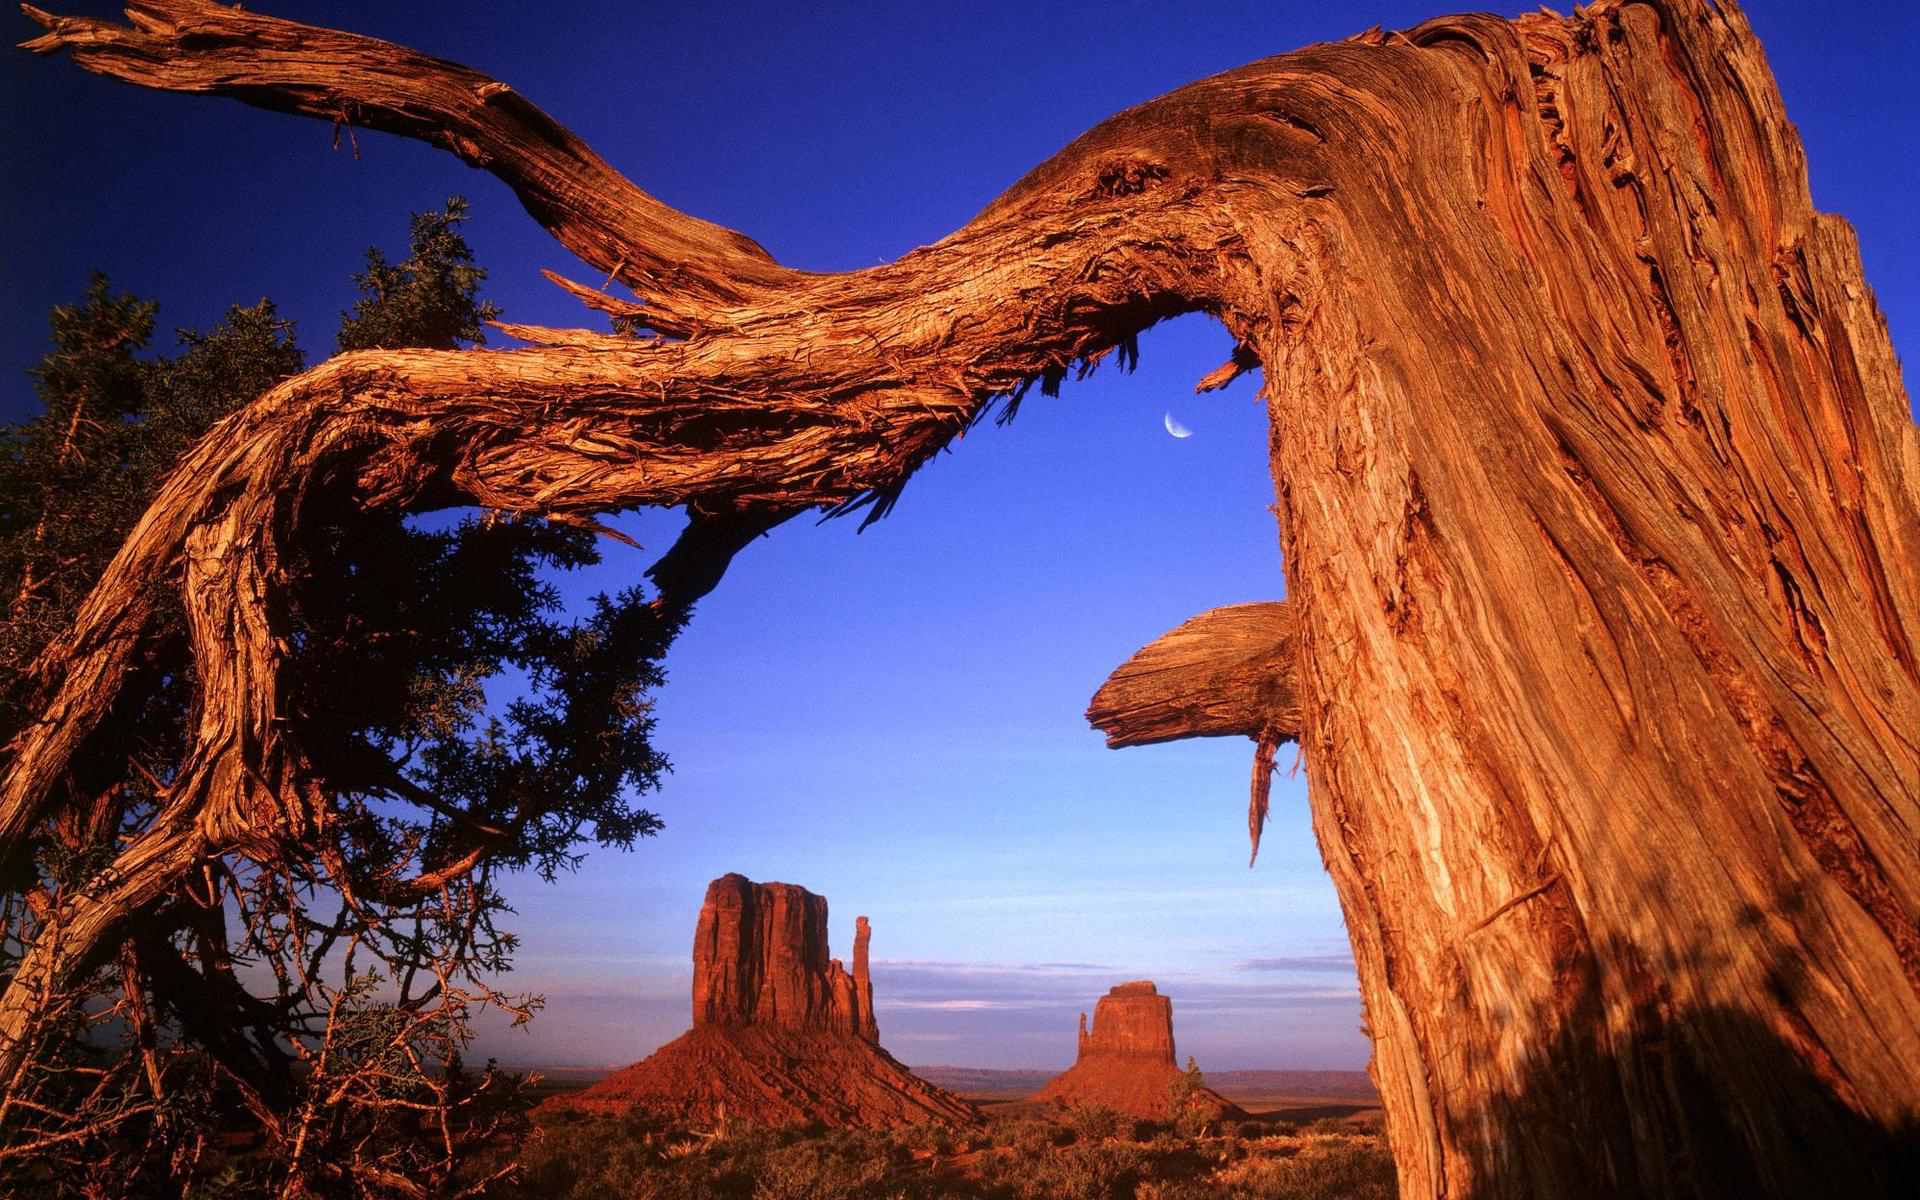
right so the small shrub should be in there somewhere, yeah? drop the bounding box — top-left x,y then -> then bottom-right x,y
750,1141 -> 893,1200
893,1121 -> 959,1157
502,1106 -> 1391,1200
1145,1129 -> 1186,1155
1069,1104 -> 1126,1142
1213,1137 -> 1396,1200
991,1116 -> 1071,1156
978,1142 -> 1149,1200
513,1116 -> 673,1200
1135,1181 -> 1219,1200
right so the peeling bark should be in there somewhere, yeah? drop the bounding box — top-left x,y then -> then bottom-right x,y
10,1 -> 1920,1195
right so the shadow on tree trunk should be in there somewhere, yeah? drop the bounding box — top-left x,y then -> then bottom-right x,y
1475,898 -> 1920,1199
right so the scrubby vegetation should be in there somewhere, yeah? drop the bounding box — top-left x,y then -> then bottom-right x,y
1,202 -> 672,1198
497,1107 -> 1395,1200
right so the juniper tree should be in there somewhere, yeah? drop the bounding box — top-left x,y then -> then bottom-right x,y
0,201 -> 672,1197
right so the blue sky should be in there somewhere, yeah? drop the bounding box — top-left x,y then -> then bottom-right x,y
5,1 -> 1915,1071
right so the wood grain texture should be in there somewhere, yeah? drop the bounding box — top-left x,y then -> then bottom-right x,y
1088,601 -> 1298,864
1088,602 -> 1298,749
9,2 -> 1919,1194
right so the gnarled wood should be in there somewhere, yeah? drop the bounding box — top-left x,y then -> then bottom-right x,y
0,0 -> 1242,1099
10,2 -> 1920,1196
1089,601 -> 1299,864
1088,602 -> 1298,748
19,0 -> 789,309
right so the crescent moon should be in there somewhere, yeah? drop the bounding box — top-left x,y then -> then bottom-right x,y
1163,412 -> 1194,439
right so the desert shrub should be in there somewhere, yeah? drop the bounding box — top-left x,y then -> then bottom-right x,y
977,1142 -> 1148,1200
1135,1181 -> 1220,1200
1070,1104 -> 1127,1142
750,1140 -> 895,1200
954,1128 -> 994,1154
990,1117 -> 1071,1156
1134,1133 -> 1216,1190
1262,1120 -> 1300,1138
506,1109 -> 1392,1200
890,1120 -> 960,1157
1304,1116 -> 1354,1138
509,1116 -> 951,1200
513,1114 -> 718,1200
1211,1137 -> 1396,1200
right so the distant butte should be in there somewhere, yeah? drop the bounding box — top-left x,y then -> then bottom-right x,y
544,873 -> 975,1127
1034,981 -> 1244,1122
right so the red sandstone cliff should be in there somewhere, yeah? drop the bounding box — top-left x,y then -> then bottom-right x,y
690,873 -> 878,1036
1033,981 -> 1243,1122
546,874 -> 973,1126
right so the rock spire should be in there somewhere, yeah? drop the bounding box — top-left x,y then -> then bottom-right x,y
1034,981 -> 1243,1121
546,874 -> 973,1127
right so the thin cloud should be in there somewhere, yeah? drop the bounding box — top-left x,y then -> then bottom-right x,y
899,887 -> 1319,914
872,958 -> 1115,975
873,959 -> 1358,1014
1236,954 -> 1356,974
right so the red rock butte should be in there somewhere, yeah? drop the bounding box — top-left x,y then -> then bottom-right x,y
1034,981 -> 1243,1122
545,873 -> 975,1127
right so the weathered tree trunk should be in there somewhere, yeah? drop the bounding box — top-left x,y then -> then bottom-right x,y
1093,5 -> 1920,1194
12,1 -> 1919,1195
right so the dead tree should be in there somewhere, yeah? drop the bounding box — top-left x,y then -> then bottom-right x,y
10,1 -> 1918,1195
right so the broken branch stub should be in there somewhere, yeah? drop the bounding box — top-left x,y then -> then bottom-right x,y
1088,602 -> 1299,748
1087,602 -> 1299,862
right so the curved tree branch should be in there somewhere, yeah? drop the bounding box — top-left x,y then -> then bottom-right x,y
0,186 -> 1244,848
0,15 -> 1273,1071
18,0 -> 793,307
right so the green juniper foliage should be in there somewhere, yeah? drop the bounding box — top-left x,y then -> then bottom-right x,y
0,200 -> 673,1199
1167,1056 -> 1214,1139
337,198 -> 501,353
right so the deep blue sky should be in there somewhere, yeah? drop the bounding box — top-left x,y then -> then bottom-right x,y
5,2 -> 1915,1070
